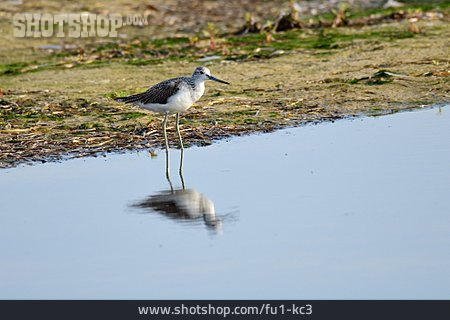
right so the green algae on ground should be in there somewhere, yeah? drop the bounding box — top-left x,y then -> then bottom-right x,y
0,5 -> 437,77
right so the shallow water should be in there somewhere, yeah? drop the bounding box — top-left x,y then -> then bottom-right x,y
0,106 -> 449,299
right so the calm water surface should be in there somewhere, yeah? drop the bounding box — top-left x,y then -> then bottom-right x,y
0,106 -> 449,299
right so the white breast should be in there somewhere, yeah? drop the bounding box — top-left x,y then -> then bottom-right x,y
192,82 -> 205,102
138,86 -> 194,114
166,86 -> 195,112
137,81 -> 205,114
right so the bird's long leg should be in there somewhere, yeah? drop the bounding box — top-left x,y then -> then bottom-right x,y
162,112 -> 170,183
175,112 -> 184,176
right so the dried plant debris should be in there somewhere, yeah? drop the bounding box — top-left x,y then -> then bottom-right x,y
332,5 -> 349,28
235,4 -> 447,33
349,70 -> 408,85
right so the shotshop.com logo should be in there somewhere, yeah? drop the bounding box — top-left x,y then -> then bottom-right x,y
12,13 -> 149,38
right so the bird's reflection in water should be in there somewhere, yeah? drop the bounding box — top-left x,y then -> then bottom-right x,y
133,188 -> 222,233
131,147 -> 223,234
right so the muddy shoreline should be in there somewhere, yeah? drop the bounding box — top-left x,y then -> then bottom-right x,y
0,104 -> 444,169
1,1 -> 449,168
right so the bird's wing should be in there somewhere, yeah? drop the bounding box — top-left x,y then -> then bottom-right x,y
115,77 -> 184,105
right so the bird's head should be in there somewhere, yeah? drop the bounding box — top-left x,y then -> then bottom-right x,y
192,66 -> 230,84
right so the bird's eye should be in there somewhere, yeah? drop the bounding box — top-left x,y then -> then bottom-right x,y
200,71 -> 204,74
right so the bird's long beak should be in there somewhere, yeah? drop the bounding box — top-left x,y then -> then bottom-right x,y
207,75 -> 230,85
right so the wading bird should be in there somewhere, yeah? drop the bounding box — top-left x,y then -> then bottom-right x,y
115,66 -> 229,175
